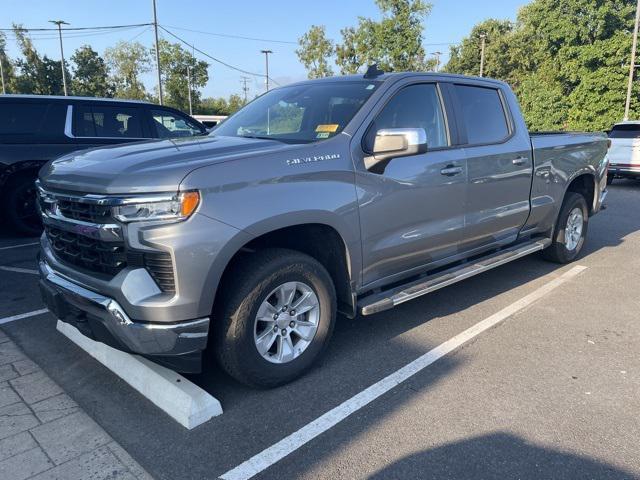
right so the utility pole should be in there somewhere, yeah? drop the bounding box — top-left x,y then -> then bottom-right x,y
431,51 -> 442,72
625,0 -> 640,121
49,20 -> 69,95
260,49 -> 273,91
0,55 -> 5,94
240,76 -> 250,104
186,66 -> 192,115
479,33 -> 487,77
152,0 -> 163,105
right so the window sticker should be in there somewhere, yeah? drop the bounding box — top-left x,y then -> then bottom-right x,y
315,124 -> 340,133
316,132 -> 331,139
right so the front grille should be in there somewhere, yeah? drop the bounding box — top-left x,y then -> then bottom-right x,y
45,227 -> 126,276
56,199 -> 112,224
144,252 -> 176,294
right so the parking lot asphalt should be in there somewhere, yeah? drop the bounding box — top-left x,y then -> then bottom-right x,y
1,180 -> 639,480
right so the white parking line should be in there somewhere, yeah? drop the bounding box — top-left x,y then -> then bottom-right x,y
0,242 -> 39,251
220,265 -> 588,480
0,266 -> 39,275
0,308 -> 49,326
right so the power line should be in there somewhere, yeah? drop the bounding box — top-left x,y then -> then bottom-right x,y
162,24 -> 297,45
0,23 -> 152,32
159,25 -> 280,86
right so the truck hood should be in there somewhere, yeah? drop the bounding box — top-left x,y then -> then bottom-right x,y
39,135 -> 289,194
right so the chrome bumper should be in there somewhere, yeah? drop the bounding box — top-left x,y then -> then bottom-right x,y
39,259 -> 209,363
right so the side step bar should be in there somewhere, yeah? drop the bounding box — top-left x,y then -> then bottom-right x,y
359,239 -> 551,316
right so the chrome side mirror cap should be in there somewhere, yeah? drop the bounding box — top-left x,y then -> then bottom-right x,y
365,128 -> 428,173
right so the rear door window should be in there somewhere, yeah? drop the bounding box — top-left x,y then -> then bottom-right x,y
609,124 -> 640,139
73,105 -> 145,138
0,103 -> 49,135
455,85 -> 510,145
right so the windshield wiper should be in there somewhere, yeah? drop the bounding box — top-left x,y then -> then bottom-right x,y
238,134 -> 283,142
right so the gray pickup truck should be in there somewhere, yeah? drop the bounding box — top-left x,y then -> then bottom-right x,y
37,70 -> 609,387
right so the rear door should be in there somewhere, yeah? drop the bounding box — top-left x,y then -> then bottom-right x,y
354,80 -> 468,288
452,83 -> 533,252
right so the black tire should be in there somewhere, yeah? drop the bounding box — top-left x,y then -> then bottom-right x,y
3,173 -> 42,236
543,192 -> 589,264
606,174 -> 614,185
212,248 -> 337,388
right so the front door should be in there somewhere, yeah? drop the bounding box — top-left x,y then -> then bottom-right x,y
353,82 -> 468,288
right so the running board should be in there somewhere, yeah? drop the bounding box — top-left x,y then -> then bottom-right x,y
359,239 -> 551,316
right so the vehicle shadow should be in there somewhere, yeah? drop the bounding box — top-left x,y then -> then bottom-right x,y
368,432 -> 638,480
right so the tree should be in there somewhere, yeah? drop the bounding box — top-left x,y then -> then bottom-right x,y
12,25 -> 70,95
297,25 -> 334,78
445,0 -> 640,131
104,41 -> 151,100
152,39 -> 209,112
0,32 -> 17,93
70,45 -> 114,97
199,94 -> 247,115
297,0 -> 436,77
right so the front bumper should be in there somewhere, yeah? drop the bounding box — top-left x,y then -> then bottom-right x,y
39,259 -> 210,373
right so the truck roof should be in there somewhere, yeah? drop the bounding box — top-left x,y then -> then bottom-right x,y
286,71 -> 507,88
0,94 -> 151,104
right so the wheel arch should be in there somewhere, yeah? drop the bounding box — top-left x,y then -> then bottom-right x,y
211,219 -> 357,321
564,170 -> 597,215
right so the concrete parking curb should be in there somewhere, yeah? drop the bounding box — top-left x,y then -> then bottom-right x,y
56,320 -> 223,429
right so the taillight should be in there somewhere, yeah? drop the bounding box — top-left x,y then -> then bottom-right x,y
607,139 -> 612,149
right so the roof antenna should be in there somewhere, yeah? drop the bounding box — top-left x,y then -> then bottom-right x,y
364,64 -> 385,79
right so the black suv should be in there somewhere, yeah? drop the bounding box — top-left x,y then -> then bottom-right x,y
1,95 -> 208,234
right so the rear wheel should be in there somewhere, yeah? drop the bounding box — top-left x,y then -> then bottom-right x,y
3,174 -> 42,236
543,192 -> 589,263
212,248 -> 336,388
607,174 -> 614,185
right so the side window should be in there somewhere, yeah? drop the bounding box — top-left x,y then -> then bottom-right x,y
366,84 -> 448,151
0,103 -> 48,135
151,109 -> 204,138
74,105 -> 144,138
455,85 -> 510,144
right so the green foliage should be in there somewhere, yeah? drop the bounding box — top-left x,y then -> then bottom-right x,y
11,25 -> 70,95
0,32 -> 17,93
104,41 -> 151,100
297,25 -> 334,79
199,94 -> 247,115
70,45 -> 114,97
152,39 -> 209,112
297,0 -> 436,77
445,0 -> 640,131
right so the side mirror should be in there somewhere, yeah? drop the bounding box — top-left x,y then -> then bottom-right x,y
364,128 -> 428,173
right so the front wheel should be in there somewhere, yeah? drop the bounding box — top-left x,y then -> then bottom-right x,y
543,192 -> 589,264
212,248 -> 336,388
3,174 -> 42,236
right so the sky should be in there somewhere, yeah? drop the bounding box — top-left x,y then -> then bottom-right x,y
2,0 -> 527,99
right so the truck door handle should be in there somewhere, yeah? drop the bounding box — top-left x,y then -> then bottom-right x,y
440,165 -> 463,176
512,157 -> 527,166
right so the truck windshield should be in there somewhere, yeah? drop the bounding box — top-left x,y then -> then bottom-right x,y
211,81 -> 381,144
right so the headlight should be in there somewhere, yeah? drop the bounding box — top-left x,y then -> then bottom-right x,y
113,191 -> 200,223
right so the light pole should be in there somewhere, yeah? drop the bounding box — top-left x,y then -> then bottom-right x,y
625,0 -> 640,121
186,66 -> 192,115
431,51 -> 442,72
261,49 -> 273,91
479,33 -> 487,77
49,20 -> 69,95
152,0 -> 163,105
